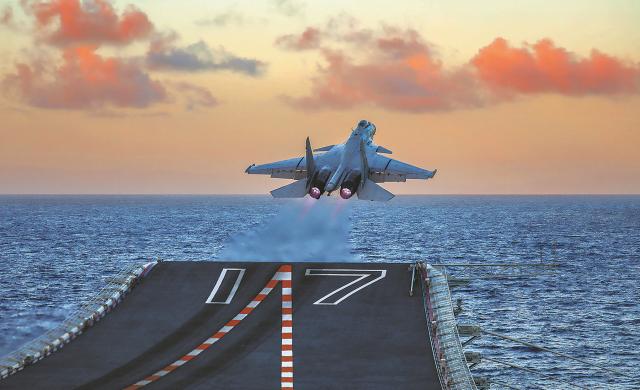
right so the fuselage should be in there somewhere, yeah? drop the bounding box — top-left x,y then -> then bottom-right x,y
309,120 -> 376,199
245,118 -> 436,201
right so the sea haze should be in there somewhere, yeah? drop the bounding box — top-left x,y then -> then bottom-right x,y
0,195 -> 638,388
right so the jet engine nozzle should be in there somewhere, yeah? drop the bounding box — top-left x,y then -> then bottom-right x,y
340,188 -> 353,199
339,170 -> 361,200
309,187 -> 322,199
309,167 -> 331,198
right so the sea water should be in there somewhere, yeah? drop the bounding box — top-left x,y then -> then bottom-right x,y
1,195 -> 638,388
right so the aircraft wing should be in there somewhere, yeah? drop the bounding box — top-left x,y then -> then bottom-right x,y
367,155 -> 436,183
245,157 -> 307,180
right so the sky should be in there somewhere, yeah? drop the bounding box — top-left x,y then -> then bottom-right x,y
0,0 -> 639,194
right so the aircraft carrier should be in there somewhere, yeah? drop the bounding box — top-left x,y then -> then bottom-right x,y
0,261 -> 481,389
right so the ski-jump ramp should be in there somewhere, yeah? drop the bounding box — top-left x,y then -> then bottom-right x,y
1,261 -> 466,389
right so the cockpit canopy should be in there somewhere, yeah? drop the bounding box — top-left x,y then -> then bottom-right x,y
354,119 -> 376,145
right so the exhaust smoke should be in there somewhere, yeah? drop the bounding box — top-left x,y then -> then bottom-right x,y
220,199 -> 356,262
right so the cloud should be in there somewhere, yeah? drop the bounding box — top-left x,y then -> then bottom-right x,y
26,0 -> 153,45
2,46 -> 166,109
1,5 -> 13,25
278,20 -> 640,112
285,49 -> 483,112
271,0 -> 304,17
1,2 -> 238,112
275,15 -> 373,49
281,27 -> 484,112
471,38 -> 640,96
276,27 -> 322,51
147,38 -> 267,76
171,81 -> 218,111
195,10 -> 244,27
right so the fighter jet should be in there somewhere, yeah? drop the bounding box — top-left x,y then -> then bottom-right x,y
245,120 -> 437,201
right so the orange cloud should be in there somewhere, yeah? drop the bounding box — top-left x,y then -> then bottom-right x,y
281,27 -> 483,111
276,27 -> 322,51
27,0 -> 153,45
471,38 -> 640,95
286,49 -> 482,112
279,22 -> 640,111
2,2 -> 228,112
3,46 -> 166,109
1,5 -> 12,25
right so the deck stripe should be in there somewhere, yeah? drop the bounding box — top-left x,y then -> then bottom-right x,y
281,266 -> 293,390
124,265 -> 293,390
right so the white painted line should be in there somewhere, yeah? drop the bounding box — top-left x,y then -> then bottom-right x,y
275,272 -> 292,280
305,269 -> 387,305
260,287 -> 273,295
205,268 -> 246,304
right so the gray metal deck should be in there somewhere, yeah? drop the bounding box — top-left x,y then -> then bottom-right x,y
1,262 -> 442,389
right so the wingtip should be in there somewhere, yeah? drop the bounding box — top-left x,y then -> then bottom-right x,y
245,163 -> 255,173
431,169 -> 437,178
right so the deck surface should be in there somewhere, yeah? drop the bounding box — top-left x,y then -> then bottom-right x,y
2,262 -> 441,389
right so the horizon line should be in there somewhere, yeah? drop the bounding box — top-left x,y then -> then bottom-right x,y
1,193 -> 639,196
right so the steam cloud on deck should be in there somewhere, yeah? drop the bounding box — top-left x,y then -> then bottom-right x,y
220,199 -> 356,262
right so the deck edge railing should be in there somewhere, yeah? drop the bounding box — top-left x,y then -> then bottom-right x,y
0,261 -> 158,380
419,262 -> 477,390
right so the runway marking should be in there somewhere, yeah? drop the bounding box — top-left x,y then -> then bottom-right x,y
281,274 -> 294,389
205,268 -> 246,304
305,269 -> 386,305
124,265 -> 293,390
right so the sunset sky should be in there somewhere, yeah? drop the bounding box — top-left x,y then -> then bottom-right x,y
1,0 -> 639,194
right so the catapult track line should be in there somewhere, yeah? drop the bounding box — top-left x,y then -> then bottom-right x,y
124,265 -> 293,390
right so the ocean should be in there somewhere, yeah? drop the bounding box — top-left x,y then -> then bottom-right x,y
1,195 -> 638,388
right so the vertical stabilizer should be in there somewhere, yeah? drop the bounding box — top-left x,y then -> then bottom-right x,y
305,137 -> 315,181
359,139 -> 369,189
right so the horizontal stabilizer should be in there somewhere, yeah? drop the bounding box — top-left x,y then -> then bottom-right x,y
313,145 -> 335,152
270,180 -> 308,198
357,179 -> 394,201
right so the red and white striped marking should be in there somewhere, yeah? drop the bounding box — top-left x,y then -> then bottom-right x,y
124,265 -> 293,390
281,274 -> 293,389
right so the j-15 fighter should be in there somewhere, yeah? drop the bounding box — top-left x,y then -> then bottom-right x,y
245,120 -> 437,201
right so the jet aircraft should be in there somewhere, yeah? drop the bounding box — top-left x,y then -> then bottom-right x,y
245,120 -> 436,201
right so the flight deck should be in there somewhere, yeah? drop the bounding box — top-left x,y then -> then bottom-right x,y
1,262 -> 477,389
